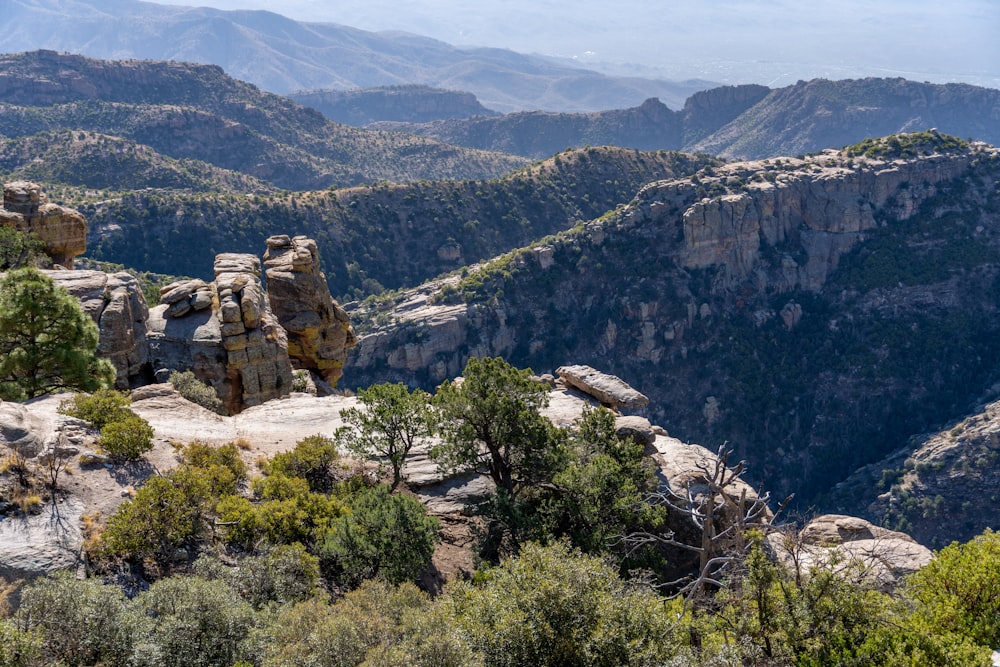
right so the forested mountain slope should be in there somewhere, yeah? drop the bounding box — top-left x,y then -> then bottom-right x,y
80,147 -> 716,300
344,133 -> 1000,513
0,51 -> 527,189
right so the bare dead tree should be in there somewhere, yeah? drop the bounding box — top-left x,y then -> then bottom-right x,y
622,444 -> 791,605
38,432 -> 73,492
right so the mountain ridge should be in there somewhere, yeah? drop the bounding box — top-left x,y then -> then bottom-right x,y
3,0 -> 711,112
360,78 -> 1000,160
340,133 -> 1000,525
0,50 -> 528,189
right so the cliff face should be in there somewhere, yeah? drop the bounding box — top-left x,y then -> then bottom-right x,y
344,134 -> 1000,509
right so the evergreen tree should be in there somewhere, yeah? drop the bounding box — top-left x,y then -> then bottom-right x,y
0,267 -> 115,400
431,356 -> 566,499
338,382 -> 434,490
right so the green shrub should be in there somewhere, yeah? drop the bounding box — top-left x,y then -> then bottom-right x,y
265,435 -> 340,493
15,572 -> 136,667
178,440 -> 248,496
261,579 -> 478,667
318,484 -> 440,589
169,370 -> 223,414
98,414 -> 155,460
217,473 -> 347,550
906,529 -> 1000,648
58,388 -> 133,428
444,541 -> 678,666
195,544 -> 321,609
136,576 -> 259,667
0,618 -> 41,667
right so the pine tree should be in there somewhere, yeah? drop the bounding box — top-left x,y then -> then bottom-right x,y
0,267 -> 114,400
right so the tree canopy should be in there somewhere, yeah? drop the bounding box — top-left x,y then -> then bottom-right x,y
431,356 -> 566,499
0,267 -> 114,400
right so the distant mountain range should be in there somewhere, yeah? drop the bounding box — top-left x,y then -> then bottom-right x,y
3,0 -> 711,112
0,51 -> 527,190
360,79 -> 1000,160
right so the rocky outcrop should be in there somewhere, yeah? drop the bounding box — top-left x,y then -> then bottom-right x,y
639,144 -> 981,291
263,235 -> 356,387
2,181 -> 87,267
47,269 -> 150,388
148,253 -> 294,413
831,396 -> 1000,547
767,514 -> 932,589
556,365 -> 649,411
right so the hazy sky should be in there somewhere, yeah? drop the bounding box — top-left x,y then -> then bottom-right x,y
154,0 -> 999,88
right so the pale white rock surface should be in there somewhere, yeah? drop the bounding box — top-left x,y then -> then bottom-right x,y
556,364 -> 649,411
0,498 -> 84,579
767,514 -> 932,588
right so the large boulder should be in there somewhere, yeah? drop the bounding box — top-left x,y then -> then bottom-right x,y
767,514 -> 932,589
48,269 -> 151,388
263,235 -> 356,387
148,253 -> 294,413
556,364 -> 649,411
3,181 -> 87,267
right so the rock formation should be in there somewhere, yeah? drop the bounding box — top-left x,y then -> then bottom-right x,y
767,514 -> 932,588
47,270 -> 151,389
263,235 -> 356,387
148,253 -> 294,414
2,181 -> 87,267
556,364 -> 649,411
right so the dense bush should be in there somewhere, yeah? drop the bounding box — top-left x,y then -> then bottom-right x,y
169,370 -> 223,414
216,473 -> 348,550
136,576 -> 258,667
97,414 -> 155,461
260,580 -> 478,667
318,483 -> 440,589
264,435 -> 340,494
444,541 -> 678,667
906,529 -> 1000,648
15,572 -> 136,667
58,388 -> 132,428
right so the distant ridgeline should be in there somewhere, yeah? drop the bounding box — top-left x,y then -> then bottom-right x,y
289,85 -> 500,125
0,50 -> 528,191
361,78 -> 1000,160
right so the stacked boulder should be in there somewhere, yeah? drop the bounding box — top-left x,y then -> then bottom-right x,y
147,253 -> 294,413
264,235 -> 356,388
2,181 -> 87,268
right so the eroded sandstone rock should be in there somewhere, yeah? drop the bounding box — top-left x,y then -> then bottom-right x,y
556,364 -> 649,411
767,514 -> 932,589
2,181 -> 87,267
263,235 -> 356,387
47,269 -> 150,388
147,253 -> 294,413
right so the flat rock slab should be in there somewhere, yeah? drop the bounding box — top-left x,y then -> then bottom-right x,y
556,364 -> 649,410
0,498 -> 83,580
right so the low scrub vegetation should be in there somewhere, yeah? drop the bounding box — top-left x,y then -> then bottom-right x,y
2,359 -> 999,666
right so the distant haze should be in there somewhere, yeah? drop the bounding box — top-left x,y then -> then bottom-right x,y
154,0 -> 1000,89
